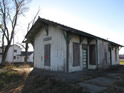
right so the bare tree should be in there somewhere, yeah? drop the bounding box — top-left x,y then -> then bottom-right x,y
18,9 -> 40,63
0,0 -> 30,64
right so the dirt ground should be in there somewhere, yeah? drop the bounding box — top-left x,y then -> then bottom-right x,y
22,65 -> 124,93
0,66 -> 33,93
0,65 -> 124,93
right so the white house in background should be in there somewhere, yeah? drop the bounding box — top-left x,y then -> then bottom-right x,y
26,17 -> 123,72
0,44 -> 21,63
0,44 -> 33,63
16,51 -> 33,62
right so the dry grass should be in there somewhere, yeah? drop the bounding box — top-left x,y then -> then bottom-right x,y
22,74 -> 85,93
0,70 -> 27,93
0,63 -> 33,69
0,64 -> 124,93
0,64 -> 31,93
120,61 -> 124,65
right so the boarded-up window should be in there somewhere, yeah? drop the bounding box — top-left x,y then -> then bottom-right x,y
44,44 -> 51,66
73,42 -> 80,66
89,45 -> 96,65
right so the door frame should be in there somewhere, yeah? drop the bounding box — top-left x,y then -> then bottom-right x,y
44,44 -> 51,66
82,44 -> 88,69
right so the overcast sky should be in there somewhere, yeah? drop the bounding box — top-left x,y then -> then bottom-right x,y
14,0 -> 124,54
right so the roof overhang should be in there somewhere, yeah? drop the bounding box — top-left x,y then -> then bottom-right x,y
25,17 -> 123,47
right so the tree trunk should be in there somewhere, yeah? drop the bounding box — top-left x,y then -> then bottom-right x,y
1,42 -> 11,64
1,34 -> 5,64
25,42 -> 28,63
2,33 -> 4,56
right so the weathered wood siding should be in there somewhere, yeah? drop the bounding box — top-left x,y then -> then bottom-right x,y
33,24 -> 120,72
111,47 -> 119,65
68,35 -> 88,72
88,39 -> 97,69
34,25 -> 66,71
68,35 -> 81,72
97,40 -> 110,69
6,45 -> 21,62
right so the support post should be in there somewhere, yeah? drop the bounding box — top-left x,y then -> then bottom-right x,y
66,38 -> 69,72
96,39 -> 98,69
80,36 -> 84,44
63,31 -> 72,72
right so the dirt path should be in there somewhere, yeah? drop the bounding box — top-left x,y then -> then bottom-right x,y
0,67 -> 33,73
13,67 -> 33,73
0,69 -> 7,72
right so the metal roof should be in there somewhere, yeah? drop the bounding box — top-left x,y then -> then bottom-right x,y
26,17 -> 123,47
19,51 -> 33,56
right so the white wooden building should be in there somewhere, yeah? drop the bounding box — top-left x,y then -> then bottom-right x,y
17,51 -> 33,62
0,45 -> 21,63
0,45 -> 33,63
26,17 -> 123,72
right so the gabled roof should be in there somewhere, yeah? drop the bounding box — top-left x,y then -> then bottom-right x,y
26,17 -> 123,47
0,44 -> 21,49
119,55 -> 124,59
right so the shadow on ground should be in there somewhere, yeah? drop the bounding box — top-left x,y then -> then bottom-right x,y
22,65 -> 124,93
21,69 -> 86,93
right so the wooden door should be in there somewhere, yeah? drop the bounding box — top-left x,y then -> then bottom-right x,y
109,47 -> 112,65
44,44 -> 51,66
73,42 -> 80,66
89,45 -> 96,65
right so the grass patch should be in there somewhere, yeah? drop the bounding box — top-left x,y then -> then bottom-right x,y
22,75 -> 85,93
0,63 -> 33,69
0,70 -> 26,90
120,61 -> 124,65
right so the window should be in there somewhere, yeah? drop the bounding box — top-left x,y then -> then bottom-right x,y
14,50 -> 17,52
13,56 -> 16,59
89,45 -> 96,65
17,57 -> 19,59
73,42 -> 80,66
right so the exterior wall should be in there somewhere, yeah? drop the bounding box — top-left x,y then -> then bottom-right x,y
0,49 -> 2,53
97,40 -> 110,69
33,25 -> 120,72
88,39 -> 97,69
28,53 -> 34,62
0,49 -> 2,63
17,53 -> 33,63
34,25 -> 66,71
0,45 -> 34,63
111,47 -> 119,65
16,56 -> 24,62
0,55 -> 2,63
6,45 -> 21,62
21,56 -> 25,62
69,35 -> 82,72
